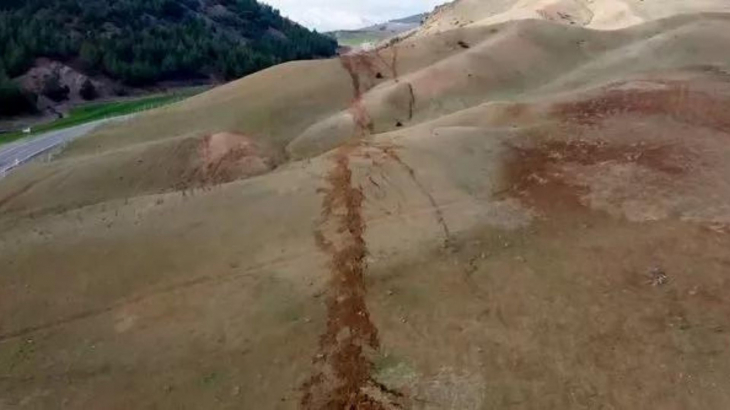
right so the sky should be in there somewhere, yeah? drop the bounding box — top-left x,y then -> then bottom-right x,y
261,0 -> 448,32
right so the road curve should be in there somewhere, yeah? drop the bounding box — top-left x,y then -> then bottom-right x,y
0,116 -> 130,177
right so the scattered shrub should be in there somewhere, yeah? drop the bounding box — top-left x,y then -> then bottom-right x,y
79,78 -> 98,100
41,73 -> 70,102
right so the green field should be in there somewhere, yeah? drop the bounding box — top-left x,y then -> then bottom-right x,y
0,88 -> 204,146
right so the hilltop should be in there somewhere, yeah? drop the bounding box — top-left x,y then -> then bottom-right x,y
419,0 -> 730,34
0,0 -> 337,116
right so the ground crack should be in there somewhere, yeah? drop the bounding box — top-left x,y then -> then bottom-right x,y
406,83 -> 415,121
376,145 -> 452,248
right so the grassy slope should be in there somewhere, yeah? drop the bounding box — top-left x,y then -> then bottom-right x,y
4,10 -> 730,409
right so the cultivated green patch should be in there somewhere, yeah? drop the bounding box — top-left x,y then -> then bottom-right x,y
0,89 -> 203,146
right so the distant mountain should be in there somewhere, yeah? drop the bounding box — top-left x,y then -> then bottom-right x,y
388,13 -> 428,25
359,13 -> 427,31
328,13 -> 427,48
0,0 -> 338,116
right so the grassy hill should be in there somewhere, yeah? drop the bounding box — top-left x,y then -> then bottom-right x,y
4,1 -> 730,408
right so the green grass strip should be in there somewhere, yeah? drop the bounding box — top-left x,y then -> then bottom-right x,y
0,88 -> 202,146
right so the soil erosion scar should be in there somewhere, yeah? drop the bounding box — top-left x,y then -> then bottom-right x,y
302,145 -> 402,409
340,54 -> 376,136
555,83 -> 730,133
374,46 -> 399,82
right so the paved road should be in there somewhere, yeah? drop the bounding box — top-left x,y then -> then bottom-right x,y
0,116 -> 129,177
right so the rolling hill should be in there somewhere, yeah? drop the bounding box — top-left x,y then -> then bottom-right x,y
3,0 -> 730,408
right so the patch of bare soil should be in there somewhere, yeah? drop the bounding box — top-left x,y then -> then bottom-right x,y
339,48 -> 404,137
17,58 -> 114,103
555,81 -> 730,133
503,80 -> 730,215
339,54 -> 380,101
302,144 -> 403,409
188,132 -> 276,187
502,138 -> 686,212
373,46 -> 399,82
340,54 -> 378,136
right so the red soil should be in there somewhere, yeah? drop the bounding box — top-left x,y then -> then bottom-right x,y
502,139 -> 686,211
302,145 -> 402,409
555,82 -> 730,133
191,132 -> 274,187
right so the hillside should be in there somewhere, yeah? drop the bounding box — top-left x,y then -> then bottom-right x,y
0,0 -> 337,116
419,0 -> 730,34
3,0 -> 730,409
